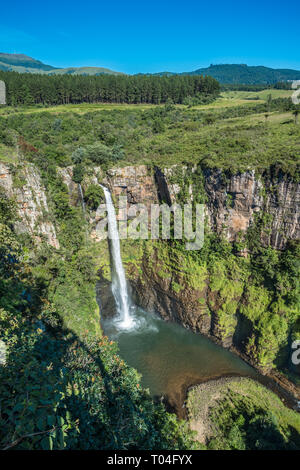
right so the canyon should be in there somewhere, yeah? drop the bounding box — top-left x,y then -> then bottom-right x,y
1,160 -> 299,398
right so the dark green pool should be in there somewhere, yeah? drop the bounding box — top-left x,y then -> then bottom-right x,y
102,306 -> 258,414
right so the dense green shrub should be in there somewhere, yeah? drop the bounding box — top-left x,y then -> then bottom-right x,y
72,163 -> 85,183
84,184 -> 104,210
207,386 -> 300,450
0,316 -> 198,450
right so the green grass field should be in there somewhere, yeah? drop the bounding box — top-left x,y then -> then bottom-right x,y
0,89 -> 292,117
221,89 -> 293,101
0,102 -> 159,117
0,88 -> 299,176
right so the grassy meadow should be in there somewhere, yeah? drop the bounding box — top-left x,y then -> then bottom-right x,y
0,89 -> 299,176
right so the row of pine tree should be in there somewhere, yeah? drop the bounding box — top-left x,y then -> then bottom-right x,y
0,71 -> 220,105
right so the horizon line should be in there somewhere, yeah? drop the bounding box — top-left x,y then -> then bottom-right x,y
1,52 -> 300,75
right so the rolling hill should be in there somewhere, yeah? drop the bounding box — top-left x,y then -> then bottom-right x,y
47,66 -> 124,76
186,63 -> 300,84
0,53 -> 55,73
0,53 -> 123,76
1,53 -> 300,83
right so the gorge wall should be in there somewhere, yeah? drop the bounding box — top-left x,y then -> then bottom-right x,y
3,161 -> 299,253
90,164 -> 299,379
1,160 -> 299,378
59,163 -> 299,248
0,162 -> 59,249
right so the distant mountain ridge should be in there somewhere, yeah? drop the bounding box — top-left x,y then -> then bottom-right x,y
1,53 -> 300,83
0,53 -> 55,73
185,64 -> 300,84
0,53 -> 123,76
47,66 -> 124,76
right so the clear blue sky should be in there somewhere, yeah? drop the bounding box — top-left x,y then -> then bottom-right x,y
0,0 -> 299,74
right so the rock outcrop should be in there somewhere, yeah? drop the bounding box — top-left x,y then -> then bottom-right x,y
106,165 -> 159,209
0,162 -> 59,249
83,165 -> 159,241
57,166 -> 81,207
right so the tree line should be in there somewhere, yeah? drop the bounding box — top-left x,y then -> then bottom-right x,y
0,71 -> 220,106
221,82 -> 292,92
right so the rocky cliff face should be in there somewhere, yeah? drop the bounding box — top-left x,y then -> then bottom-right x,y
59,165 -> 160,241
58,163 -> 299,251
91,164 -> 300,356
57,166 -> 82,207
3,159 -> 298,287
106,165 -> 159,208
2,160 -> 299,362
130,250 -> 211,336
31,162 -> 300,352
0,162 -> 59,249
163,166 -> 300,251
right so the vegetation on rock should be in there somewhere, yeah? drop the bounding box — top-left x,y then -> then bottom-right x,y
187,378 -> 300,450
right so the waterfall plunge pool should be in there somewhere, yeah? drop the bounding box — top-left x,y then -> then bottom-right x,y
101,306 -> 259,416
98,185 -> 296,416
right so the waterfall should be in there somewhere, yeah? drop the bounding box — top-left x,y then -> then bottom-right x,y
78,184 -> 86,213
100,185 -> 134,329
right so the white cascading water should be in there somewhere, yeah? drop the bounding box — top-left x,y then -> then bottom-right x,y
78,183 -> 86,213
100,185 -> 134,329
